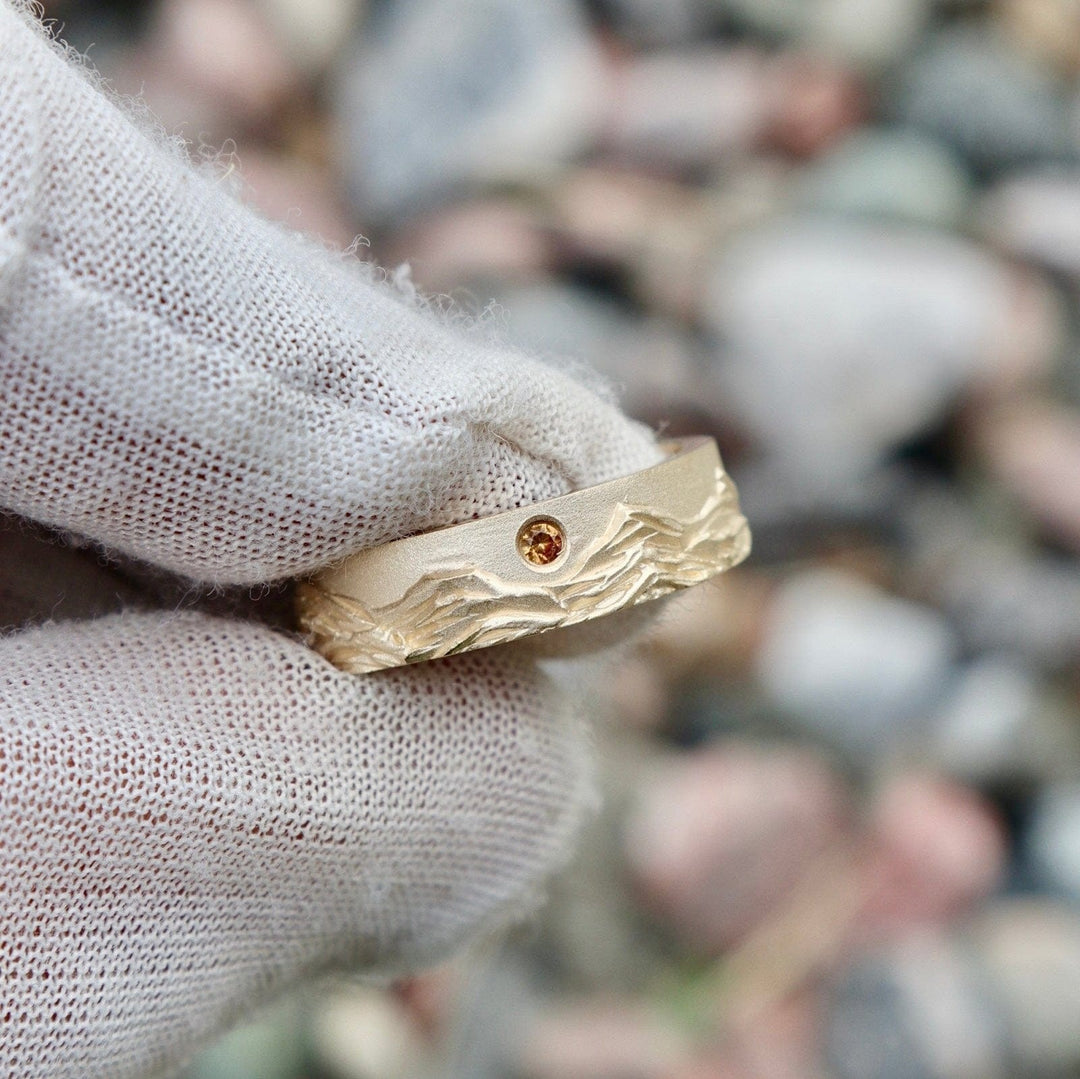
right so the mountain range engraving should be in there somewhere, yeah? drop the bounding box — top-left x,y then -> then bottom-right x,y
297,466 -> 751,674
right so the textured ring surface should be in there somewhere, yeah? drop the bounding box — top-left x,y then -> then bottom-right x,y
296,436 -> 751,674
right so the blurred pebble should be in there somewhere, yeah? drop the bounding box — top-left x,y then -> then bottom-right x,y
253,0 -> 362,76
392,960 -> 468,1038
717,0 -> 808,37
981,169 -> 1080,275
625,743 -> 850,951
534,735 -> 676,992
116,0 -> 300,136
236,147 -> 356,247
605,48 -> 774,170
550,163 -> 788,319
633,571 -> 772,686
386,201 -> 554,294
929,657 -> 1042,781
597,0 -> 714,46
311,985 -> 429,1079
807,0 -> 934,72
606,47 -> 862,169
337,0 -> 604,224
926,654 -> 1080,784
973,901 -> 1080,1071
520,999 -> 690,1079
974,397 -> 1080,553
181,997 -> 305,1079
721,990 -> 825,1079
857,773 -> 1006,937
705,221 -> 1054,496
765,52 -> 867,158
827,903 -> 1080,1078
895,26 -> 1076,174
755,570 -> 956,757
999,0 -> 1080,77
902,482 -> 1080,670
662,1059 -> 754,1079
664,993 -> 823,1079
796,130 -> 972,229
598,651 -> 671,732
824,938 -> 1003,1079
494,282 -> 717,426
1027,783 -> 1080,899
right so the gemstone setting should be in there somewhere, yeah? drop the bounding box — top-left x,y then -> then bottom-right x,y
517,518 -> 565,566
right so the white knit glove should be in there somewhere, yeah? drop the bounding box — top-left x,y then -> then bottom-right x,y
0,5 -> 659,1077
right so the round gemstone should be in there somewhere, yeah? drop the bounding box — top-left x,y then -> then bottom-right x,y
517,518 -> 565,566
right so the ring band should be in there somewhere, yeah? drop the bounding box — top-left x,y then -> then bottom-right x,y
296,436 -> 751,674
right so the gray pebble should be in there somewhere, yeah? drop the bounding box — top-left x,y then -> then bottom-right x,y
826,938 -> 1005,1079
337,0 -> 603,224
796,129 -> 972,229
704,220 -> 1016,496
1028,784 -> 1080,900
756,569 -> 957,759
895,27 -> 1076,174
981,169 -> 1080,276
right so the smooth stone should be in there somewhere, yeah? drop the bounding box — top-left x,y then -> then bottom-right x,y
311,985 -> 430,1079
973,903 -> 1080,1071
337,0 -> 604,224
895,27 -> 1075,174
253,0 -> 363,76
492,283 -> 717,426
973,398 -> 1080,554
825,939 -> 1003,1079
796,129 -> 972,229
807,0 -> 933,71
999,0 -> 1080,77
929,657 -> 1050,782
755,570 -> 956,757
1027,784 -> 1080,900
830,904 -> 1080,1078
597,0 -> 711,46
385,200 -> 555,293
704,221 -> 1022,495
717,0 -> 809,36
902,483 -> 1080,672
520,1000 -> 689,1079
121,0 -> 300,135
981,170 -> 1080,276
550,163 -> 789,320
764,51 -> 867,158
858,773 -> 1007,936
605,48 -> 773,171
182,997 -> 305,1079
235,147 -> 356,247
624,743 -> 850,952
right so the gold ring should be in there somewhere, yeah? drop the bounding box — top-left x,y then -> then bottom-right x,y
296,436 -> 751,674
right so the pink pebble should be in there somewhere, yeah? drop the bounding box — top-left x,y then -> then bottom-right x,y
857,772 -> 1007,937
521,999 -> 690,1079
386,201 -> 554,293
626,744 -> 850,953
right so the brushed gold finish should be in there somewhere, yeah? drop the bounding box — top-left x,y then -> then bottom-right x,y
297,437 -> 751,673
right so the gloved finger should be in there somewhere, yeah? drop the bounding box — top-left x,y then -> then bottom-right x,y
0,610 -> 591,1079
0,4 -> 659,587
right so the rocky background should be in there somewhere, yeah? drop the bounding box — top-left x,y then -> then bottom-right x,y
39,0 -> 1080,1075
